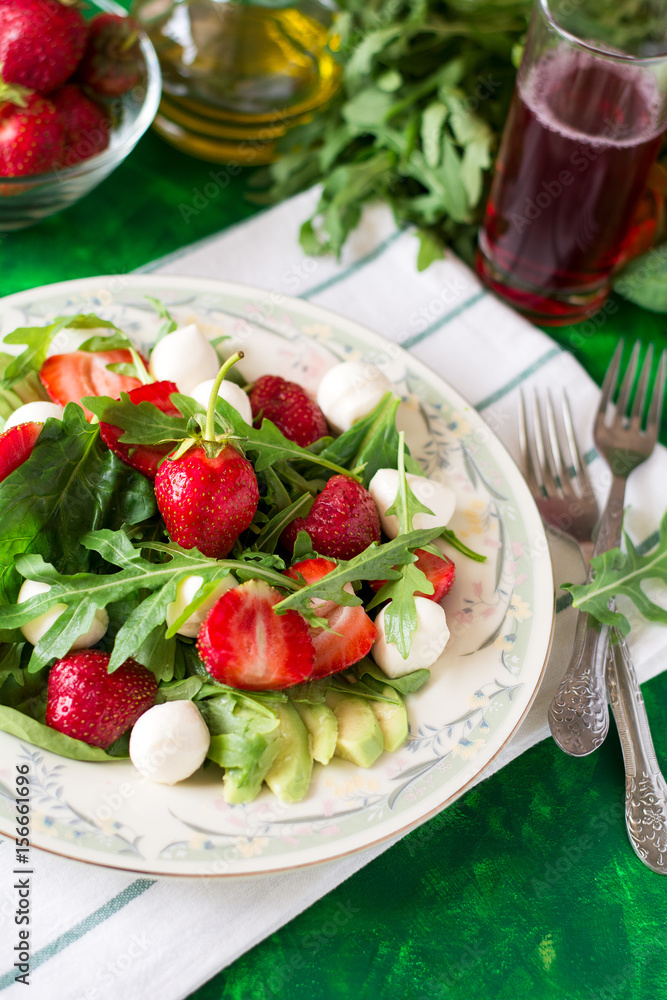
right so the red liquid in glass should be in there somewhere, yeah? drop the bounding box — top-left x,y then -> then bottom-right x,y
478,50 -> 664,320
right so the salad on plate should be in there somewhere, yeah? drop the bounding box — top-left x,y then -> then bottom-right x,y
0,302 -> 484,806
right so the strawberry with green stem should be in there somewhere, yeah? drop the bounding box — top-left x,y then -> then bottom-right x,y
155,352 -> 260,559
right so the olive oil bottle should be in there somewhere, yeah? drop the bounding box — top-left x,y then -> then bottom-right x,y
131,0 -> 340,164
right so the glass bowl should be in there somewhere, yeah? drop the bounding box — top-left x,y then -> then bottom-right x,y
0,0 -> 162,232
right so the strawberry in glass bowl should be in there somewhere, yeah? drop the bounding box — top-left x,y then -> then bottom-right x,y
0,0 -> 160,231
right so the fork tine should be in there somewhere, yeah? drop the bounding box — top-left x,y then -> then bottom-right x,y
531,390 -> 559,496
561,390 -> 595,500
518,392 -> 541,496
545,391 -> 575,497
596,339 -> 624,424
616,340 -> 641,419
646,348 -> 667,443
630,343 -> 653,426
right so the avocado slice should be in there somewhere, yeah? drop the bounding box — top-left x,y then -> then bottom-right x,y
265,701 -> 313,803
369,686 -> 408,752
327,692 -> 384,768
293,700 -> 338,765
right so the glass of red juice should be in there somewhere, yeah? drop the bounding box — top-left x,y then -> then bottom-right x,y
476,0 -> 667,325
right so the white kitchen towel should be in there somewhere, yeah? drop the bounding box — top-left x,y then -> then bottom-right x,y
1,187 -> 665,1000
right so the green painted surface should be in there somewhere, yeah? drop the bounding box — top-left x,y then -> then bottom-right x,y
190,675 -> 667,1000
0,130 -> 260,298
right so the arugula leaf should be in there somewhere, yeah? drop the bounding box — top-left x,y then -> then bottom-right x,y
292,529 -> 318,563
287,679 -> 331,704
83,393 -> 189,444
253,492 -> 314,553
328,675 -> 399,703
2,314 -> 119,389
0,406 -> 156,603
78,333 -> 132,352
82,393 -> 357,481
0,530 -> 300,668
214,398 -> 359,479
0,705 -> 123,761
136,625 -> 181,683
439,529 -> 486,562
275,526 -> 443,616
417,228 -> 446,271
0,353 -> 45,430
318,393 -> 422,485
254,0 -> 531,263
146,296 -> 178,343
0,642 -> 24,691
613,245 -> 667,313
164,575 -> 234,639
27,599 -> 100,672
563,512 -> 667,635
351,657 -> 430,695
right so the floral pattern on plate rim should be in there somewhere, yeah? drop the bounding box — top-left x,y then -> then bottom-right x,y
0,278 -> 552,874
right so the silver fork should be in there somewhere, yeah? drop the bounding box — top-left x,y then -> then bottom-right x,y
549,342 -> 666,756
519,390 -> 606,756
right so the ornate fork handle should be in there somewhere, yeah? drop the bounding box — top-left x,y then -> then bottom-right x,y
548,476 -> 628,755
607,632 -> 667,874
548,611 -> 609,755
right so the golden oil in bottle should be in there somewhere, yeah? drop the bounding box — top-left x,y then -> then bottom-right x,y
131,0 -> 340,164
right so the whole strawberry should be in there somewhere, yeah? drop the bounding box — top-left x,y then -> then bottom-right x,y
46,650 -> 157,749
155,353 -> 260,558
0,0 -> 87,94
281,474 -> 381,560
51,84 -> 110,167
99,380 -> 181,479
78,13 -> 145,98
0,88 -> 64,177
249,374 -> 329,448
156,442 -> 259,557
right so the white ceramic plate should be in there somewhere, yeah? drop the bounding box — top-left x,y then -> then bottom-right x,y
0,276 -> 554,877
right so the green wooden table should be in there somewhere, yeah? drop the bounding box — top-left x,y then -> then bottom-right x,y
2,121 -> 667,1000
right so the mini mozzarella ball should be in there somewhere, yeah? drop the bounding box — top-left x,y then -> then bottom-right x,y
129,700 -> 211,785
190,378 -> 253,425
149,323 -> 219,395
373,598 -> 450,677
368,469 -> 456,539
166,574 -> 237,638
4,402 -> 64,431
18,579 -> 108,649
316,361 -> 393,434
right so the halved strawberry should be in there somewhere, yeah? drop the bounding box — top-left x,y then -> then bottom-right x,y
284,558 -> 377,679
40,350 -> 143,418
0,421 -> 41,483
99,380 -> 180,479
197,580 -> 315,690
370,548 -> 456,602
